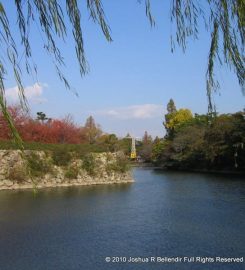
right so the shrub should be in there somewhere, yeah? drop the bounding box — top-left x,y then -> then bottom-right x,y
52,148 -> 72,166
106,153 -> 130,173
8,165 -> 28,183
82,153 -> 96,176
26,152 -> 52,177
65,165 -> 79,179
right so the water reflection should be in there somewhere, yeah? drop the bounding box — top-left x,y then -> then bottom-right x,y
0,168 -> 244,270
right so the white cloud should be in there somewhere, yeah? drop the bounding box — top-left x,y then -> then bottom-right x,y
96,104 -> 163,119
5,82 -> 47,104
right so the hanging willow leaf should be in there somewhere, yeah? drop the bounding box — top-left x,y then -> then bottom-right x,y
170,0 -> 244,113
206,19 -> 220,113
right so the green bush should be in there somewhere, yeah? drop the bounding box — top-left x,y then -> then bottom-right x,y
106,153 -> 130,173
52,148 -> 72,166
8,165 -> 27,183
82,154 -> 96,176
26,152 -> 52,177
65,165 -> 79,179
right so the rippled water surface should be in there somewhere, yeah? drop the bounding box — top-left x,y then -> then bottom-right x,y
0,168 -> 244,270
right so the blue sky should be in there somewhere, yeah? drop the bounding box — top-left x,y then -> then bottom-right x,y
4,0 -> 244,138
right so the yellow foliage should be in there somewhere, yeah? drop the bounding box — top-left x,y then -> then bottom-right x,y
166,109 -> 193,130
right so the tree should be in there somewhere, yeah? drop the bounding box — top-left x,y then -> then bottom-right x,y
0,1 -> 244,145
139,131 -> 153,162
172,124 -> 206,167
142,131 -> 152,145
97,133 -> 118,152
167,109 -> 193,130
164,99 -> 177,137
152,138 -> 165,164
204,113 -> 245,169
36,112 -> 48,123
117,135 -> 131,156
156,111 -> 245,171
167,99 -> 177,114
0,105 -> 29,140
84,116 -> 102,144
164,99 -> 193,137
0,106 -> 82,144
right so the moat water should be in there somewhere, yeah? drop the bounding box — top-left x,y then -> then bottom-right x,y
0,168 -> 244,270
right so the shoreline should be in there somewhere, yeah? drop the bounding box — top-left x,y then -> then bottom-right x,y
0,179 -> 134,191
0,150 -> 134,191
131,162 -> 245,176
154,167 -> 245,176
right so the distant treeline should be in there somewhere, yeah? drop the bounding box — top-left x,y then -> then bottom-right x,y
0,106 -> 132,154
151,99 -> 245,172
1,104 -> 245,172
0,106 -> 102,144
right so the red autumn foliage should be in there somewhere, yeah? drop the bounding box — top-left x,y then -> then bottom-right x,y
0,106 -> 87,144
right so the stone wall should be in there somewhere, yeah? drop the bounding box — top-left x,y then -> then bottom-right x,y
0,150 -> 133,190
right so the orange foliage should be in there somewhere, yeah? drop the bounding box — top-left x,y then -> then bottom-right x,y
0,106 -> 86,144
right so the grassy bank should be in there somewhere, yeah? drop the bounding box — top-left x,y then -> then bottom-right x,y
0,141 -> 108,154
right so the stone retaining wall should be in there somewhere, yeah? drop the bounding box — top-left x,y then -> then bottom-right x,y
0,150 -> 133,190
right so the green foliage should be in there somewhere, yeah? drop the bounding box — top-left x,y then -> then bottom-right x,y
203,113 -> 245,168
159,111 -> 245,171
8,165 -> 27,183
65,165 -> 80,179
52,148 -> 72,166
36,112 -> 48,122
97,134 -> 119,152
0,141 -> 107,154
167,98 -> 177,114
172,125 -> 206,167
82,153 -> 96,176
114,154 -> 130,173
117,138 -> 131,156
26,152 -> 53,177
166,109 -> 193,130
152,139 -> 166,164
106,153 -> 130,173
164,100 -> 193,138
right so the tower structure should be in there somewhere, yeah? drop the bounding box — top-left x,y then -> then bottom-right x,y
130,137 -> 136,159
